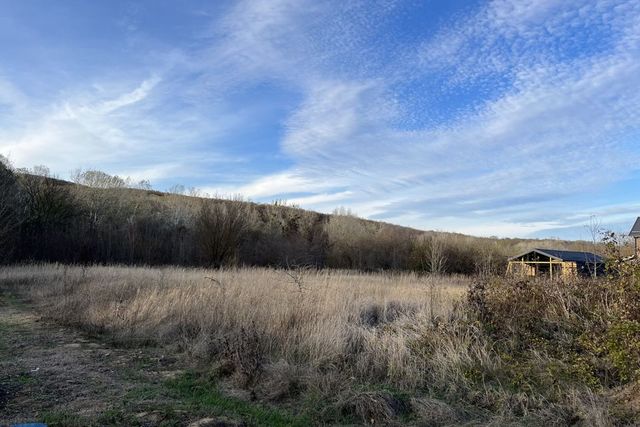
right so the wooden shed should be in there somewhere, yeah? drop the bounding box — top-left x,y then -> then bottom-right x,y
507,248 -> 604,278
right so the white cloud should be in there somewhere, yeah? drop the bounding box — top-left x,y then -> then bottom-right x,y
0,77 -> 161,171
226,171 -> 336,199
286,191 -> 353,208
0,71 -> 244,183
96,76 -> 161,114
2,0 -> 640,238
283,80 -> 396,157
221,0 -> 640,237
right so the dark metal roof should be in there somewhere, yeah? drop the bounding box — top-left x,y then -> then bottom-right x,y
629,217 -> 640,237
509,248 -> 604,263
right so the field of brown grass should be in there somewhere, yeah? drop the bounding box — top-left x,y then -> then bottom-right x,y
0,265 -> 465,371
2,263 -> 638,426
0,265 -> 477,423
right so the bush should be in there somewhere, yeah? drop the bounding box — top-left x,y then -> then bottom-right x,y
467,257 -> 640,392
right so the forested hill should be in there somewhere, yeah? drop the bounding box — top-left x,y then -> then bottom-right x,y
0,163 -> 597,274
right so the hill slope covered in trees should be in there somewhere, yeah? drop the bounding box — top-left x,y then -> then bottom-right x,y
0,159 -> 598,273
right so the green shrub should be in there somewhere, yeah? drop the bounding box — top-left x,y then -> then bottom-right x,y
467,249 -> 640,395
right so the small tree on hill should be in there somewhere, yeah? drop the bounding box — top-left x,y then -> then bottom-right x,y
196,200 -> 249,267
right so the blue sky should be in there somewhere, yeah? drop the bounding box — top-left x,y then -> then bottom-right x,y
1,0 -> 640,239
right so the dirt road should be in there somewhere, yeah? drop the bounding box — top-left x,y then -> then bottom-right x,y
0,291 -> 305,427
0,292 -> 196,426
0,290 -> 274,427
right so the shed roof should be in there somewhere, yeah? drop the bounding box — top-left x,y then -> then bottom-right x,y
629,217 -> 640,237
508,248 -> 604,263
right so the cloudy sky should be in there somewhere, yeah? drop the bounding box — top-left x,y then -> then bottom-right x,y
1,0 -> 639,239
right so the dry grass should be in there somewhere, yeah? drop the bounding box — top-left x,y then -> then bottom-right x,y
0,265 -> 468,389
3,264 -> 631,425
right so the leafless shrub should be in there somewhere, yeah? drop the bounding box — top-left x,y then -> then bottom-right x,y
196,200 -> 249,267
282,262 -> 313,293
258,360 -> 306,402
341,390 -> 407,425
222,323 -> 266,400
409,397 -> 459,426
358,301 -> 418,327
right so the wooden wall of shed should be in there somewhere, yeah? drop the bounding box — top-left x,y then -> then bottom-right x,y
507,261 -> 535,276
507,261 -> 577,278
561,261 -> 577,278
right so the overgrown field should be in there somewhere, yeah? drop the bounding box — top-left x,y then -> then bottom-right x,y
1,264 -> 640,425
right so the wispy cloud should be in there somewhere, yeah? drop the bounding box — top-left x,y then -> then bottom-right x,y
1,0 -> 639,237
212,0 -> 640,236
0,71 -> 245,185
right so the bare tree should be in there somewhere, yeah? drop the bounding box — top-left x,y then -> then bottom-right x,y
196,200 -> 249,267
188,187 -> 202,197
0,159 -> 22,258
585,215 -> 602,278
30,165 -> 51,177
17,171 -> 76,260
72,169 -> 127,189
131,180 -> 152,190
474,242 -> 496,277
411,233 -> 448,274
332,206 -> 357,217
429,234 -> 447,274
167,184 -> 186,195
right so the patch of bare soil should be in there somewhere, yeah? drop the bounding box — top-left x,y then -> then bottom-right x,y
0,297 -> 184,426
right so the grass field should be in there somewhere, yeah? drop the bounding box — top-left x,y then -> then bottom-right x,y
0,265 -> 468,366
2,264 -> 638,426
0,264 -> 475,425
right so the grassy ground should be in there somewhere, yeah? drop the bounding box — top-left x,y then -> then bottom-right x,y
0,264 -> 471,426
3,264 -> 639,425
0,291 -> 310,426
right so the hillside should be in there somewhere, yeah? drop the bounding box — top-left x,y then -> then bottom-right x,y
0,164 -> 604,273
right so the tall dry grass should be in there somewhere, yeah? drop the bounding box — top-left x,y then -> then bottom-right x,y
2,264 -> 630,425
0,265 -> 468,388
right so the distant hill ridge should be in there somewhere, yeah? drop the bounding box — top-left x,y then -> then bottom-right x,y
0,164 -> 601,274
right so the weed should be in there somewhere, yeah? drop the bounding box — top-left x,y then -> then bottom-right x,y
166,371 -> 310,427
42,410 -> 92,427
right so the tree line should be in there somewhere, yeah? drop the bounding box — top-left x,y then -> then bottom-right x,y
0,158 -> 592,274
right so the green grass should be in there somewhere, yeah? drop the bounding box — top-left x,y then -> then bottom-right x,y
123,383 -> 165,401
42,410 -> 93,427
0,289 -> 27,308
43,409 -> 145,427
16,372 -> 38,385
166,371 -> 312,427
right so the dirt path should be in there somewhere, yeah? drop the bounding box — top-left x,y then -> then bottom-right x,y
0,292 -> 309,427
0,294 -> 195,426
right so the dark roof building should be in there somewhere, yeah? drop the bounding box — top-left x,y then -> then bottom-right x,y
507,248 -> 604,278
629,217 -> 640,258
629,217 -> 640,237
508,248 -> 603,264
